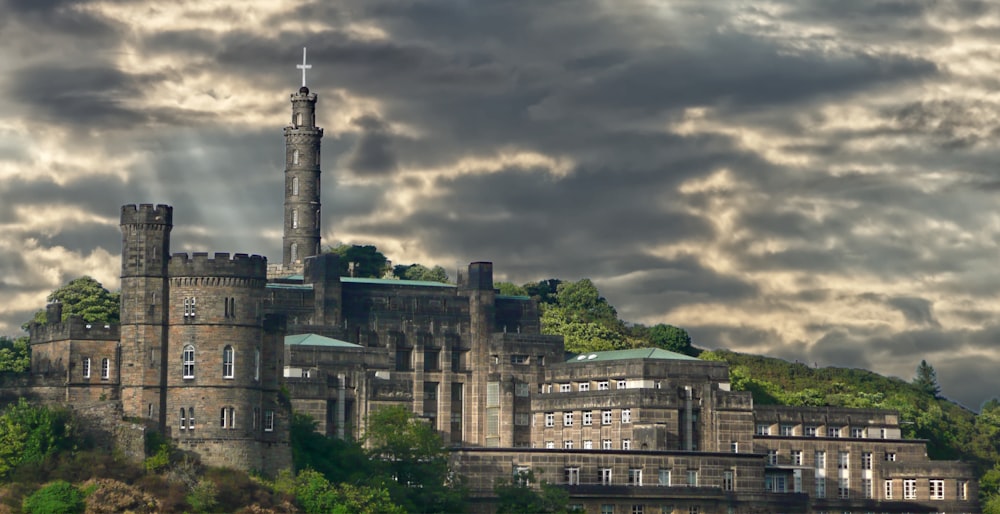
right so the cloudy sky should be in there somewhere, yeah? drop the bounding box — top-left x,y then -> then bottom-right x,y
2,0 -> 999,409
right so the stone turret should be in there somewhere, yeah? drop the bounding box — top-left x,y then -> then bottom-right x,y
282,86 -> 324,267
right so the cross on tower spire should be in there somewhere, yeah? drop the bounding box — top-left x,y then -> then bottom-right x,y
296,47 -> 312,87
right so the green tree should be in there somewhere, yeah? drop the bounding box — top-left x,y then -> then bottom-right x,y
325,244 -> 388,278
290,413 -> 371,484
294,469 -> 404,514
523,279 -> 561,305
494,470 -> 569,514
495,282 -> 529,296
0,399 -> 76,479
0,336 -> 30,372
363,405 -> 465,513
647,324 -> 694,355
394,264 -> 449,283
913,359 -> 941,398
540,279 -> 629,353
25,276 -> 120,329
22,480 -> 86,514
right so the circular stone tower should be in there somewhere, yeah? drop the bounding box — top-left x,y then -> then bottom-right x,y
282,86 -> 324,267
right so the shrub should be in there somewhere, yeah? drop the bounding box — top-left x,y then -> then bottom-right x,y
22,480 -> 86,514
186,479 -> 218,513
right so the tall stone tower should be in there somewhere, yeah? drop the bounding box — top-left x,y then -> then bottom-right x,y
282,86 -> 324,267
119,204 -> 173,428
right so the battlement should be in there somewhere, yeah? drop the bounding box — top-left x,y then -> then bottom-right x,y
28,316 -> 120,345
290,89 -> 317,102
120,204 -> 173,226
168,252 -> 267,279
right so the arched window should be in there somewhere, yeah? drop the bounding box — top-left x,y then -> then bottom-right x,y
223,345 -> 234,379
292,176 -> 299,196
295,112 -> 303,126
290,243 -> 298,263
254,348 -> 260,381
291,209 -> 298,229
292,149 -> 300,165
188,407 -> 195,430
180,408 -> 187,430
182,345 -> 195,378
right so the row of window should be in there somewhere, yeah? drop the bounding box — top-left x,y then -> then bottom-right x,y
81,357 -> 110,379
599,506 -> 699,514
540,379 -> 630,393
519,466 -> 702,488
289,209 -> 320,229
544,409 -> 631,427
182,297 -> 239,319
178,407 -> 274,432
181,345 -> 260,381
756,422 -> 891,439
760,449 -> 895,469
883,478 -> 965,500
543,438 -> 633,450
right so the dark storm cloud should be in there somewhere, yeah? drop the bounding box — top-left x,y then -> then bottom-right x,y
887,296 -> 940,327
346,115 -> 398,176
0,0 -> 122,42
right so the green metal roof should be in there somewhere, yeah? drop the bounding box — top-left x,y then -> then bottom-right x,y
565,348 -> 700,363
285,333 -> 362,348
342,277 -> 456,288
266,282 -> 313,290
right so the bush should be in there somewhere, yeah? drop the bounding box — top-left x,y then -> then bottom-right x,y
186,479 -> 218,513
22,480 -> 86,514
143,444 -> 171,473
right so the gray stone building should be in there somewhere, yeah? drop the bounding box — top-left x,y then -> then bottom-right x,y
19,80 -> 979,512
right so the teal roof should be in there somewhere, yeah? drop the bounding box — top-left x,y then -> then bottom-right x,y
266,282 -> 312,290
565,348 -> 700,363
285,333 -> 362,348
342,277 -> 456,288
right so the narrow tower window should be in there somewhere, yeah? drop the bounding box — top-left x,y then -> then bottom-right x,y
82,358 -> 91,378
290,243 -> 298,263
254,348 -> 260,381
291,210 -> 298,229
292,176 -> 299,196
182,345 -> 195,378
295,112 -> 303,126
292,149 -> 300,165
180,408 -> 186,430
188,407 -> 195,429
223,346 -> 234,378
101,358 -> 110,379
264,410 -> 274,432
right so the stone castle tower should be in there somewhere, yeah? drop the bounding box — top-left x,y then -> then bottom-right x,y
282,86 -> 324,267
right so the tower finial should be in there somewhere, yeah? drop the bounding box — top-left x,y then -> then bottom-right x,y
296,47 -> 312,88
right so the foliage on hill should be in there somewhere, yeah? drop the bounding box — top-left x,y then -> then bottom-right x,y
24,277 -> 120,330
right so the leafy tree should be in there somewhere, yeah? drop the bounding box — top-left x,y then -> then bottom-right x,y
553,279 -> 620,326
294,469 -> 404,514
363,405 -> 465,513
523,279 -> 561,305
186,479 -> 218,514
495,282 -> 529,296
0,399 -> 76,479
494,470 -> 569,514
22,480 -> 87,514
0,336 -> 30,373
913,359 -> 941,398
25,277 -> 120,329
540,279 -> 629,353
290,413 -> 371,484
394,264 -> 449,283
647,324 -> 694,355
324,244 -> 388,278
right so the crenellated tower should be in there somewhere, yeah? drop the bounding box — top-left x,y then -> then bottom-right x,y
119,204 -> 173,428
282,86 -> 324,267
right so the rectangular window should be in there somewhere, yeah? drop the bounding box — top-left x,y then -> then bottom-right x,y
804,425 -> 817,437
602,439 -> 612,450
451,350 -> 463,372
862,451 -> 872,470
182,345 -> 195,379
780,424 -> 794,436
622,439 -> 631,450
514,466 -> 531,486
659,469 -> 671,486
545,441 -> 554,449
932,478 -> 948,499
838,451 -> 849,469
598,381 -> 609,391
601,505 -> 613,514
578,383 -> 590,392
564,440 -> 574,449
264,410 -> 274,432
816,476 -> 826,498
600,468 -> 612,485
885,452 -> 896,462
792,450 -> 802,465
583,440 -> 593,449
253,407 -> 260,429
862,478 -> 873,499
101,358 -> 110,379
628,468 -> 642,486
959,480 -> 968,500
814,451 -> 825,468
767,450 -> 778,465
566,467 -> 580,485
424,350 -> 440,371
82,358 -> 91,378
545,412 -> 554,427
631,505 -> 643,514
515,413 -> 530,426
183,297 -> 197,317
564,412 -> 574,426
617,379 -> 627,389
583,411 -> 593,426
223,347 -> 234,378
395,349 -> 412,371
730,441 -> 738,453
180,409 -> 186,431
602,409 -> 612,425
904,479 -> 916,499
514,382 -> 529,397
884,480 -> 893,499
827,426 -> 841,438
723,471 -> 734,491
510,354 -> 528,364
487,382 -> 500,406
622,408 -> 631,424
686,470 -> 698,487
560,383 -> 571,393
188,407 -> 194,430
838,477 -> 850,499
851,427 -> 865,438
756,423 -> 770,435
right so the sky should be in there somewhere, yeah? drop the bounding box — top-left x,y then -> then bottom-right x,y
1,0 -> 999,409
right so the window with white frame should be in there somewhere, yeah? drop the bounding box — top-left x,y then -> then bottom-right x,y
598,381 -> 609,391
188,407 -> 194,430
292,176 -> 299,196
792,450 -> 802,465
884,480 -> 893,499
838,451 -> 849,469
815,451 -> 825,468
583,411 -> 592,425
622,408 -> 631,424
904,479 -> 916,499
183,297 -> 197,317
515,413 -> 530,426
658,469 -> 671,486
768,450 -> 778,465
730,441 -> 739,453
622,439 -> 631,450
687,470 -> 698,487
564,440 -> 574,449
578,382 -> 589,392
602,439 -> 612,450
545,412 -> 554,427
756,423 -> 770,435
180,408 -> 187,430
804,425 -> 817,437
631,505 -> 643,514
602,409 -> 612,425
816,476 -> 826,498
558,383 -> 570,393
780,424 -> 794,436
617,379 -> 627,389
851,427 -> 865,438
514,466 -> 531,486
545,441 -> 555,449
292,149 -> 300,165
515,382 -> 529,397
264,410 -> 274,432
862,451 -> 872,470
959,480 -> 968,500
930,479 -> 944,500
600,468 -> 612,485
101,358 -> 109,379
885,452 -> 896,462
566,467 -> 580,485
222,345 -> 234,378
182,345 -> 195,378
628,468 -> 642,486
827,426 -> 841,438
220,406 -> 235,429
583,440 -> 592,449
863,478 -> 873,498
723,470 -> 734,491
291,209 -> 298,228
838,477 -> 850,499
564,412 -> 574,426
82,358 -> 91,378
